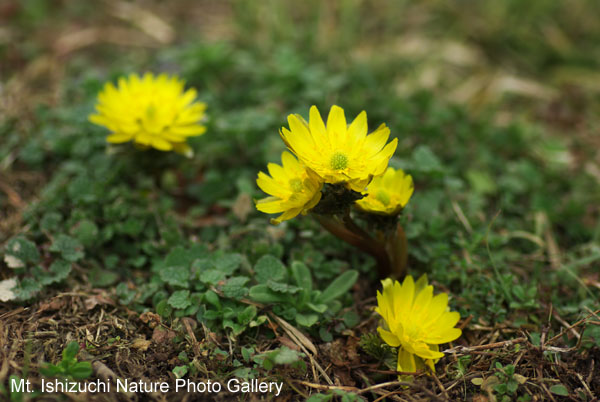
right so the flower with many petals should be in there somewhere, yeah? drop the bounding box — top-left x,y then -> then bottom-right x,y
89,73 -> 206,156
356,167 -> 414,215
376,275 -> 461,377
280,105 -> 397,192
255,151 -> 323,224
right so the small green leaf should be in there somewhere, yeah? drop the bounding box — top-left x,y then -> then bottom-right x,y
291,261 -> 312,292
168,290 -> 192,310
214,253 -> 243,275
269,346 -> 303,365
89,267 -> 119,287
307,303 -> 327,313
266,280 -> 301,294
412,145 -> 443,173
62,341 -> 80,362
203,290 -> 221,309
156,299 -> 172,317
317,270 -> 358,304
254,255 -> 286,283
4,236 -> 40,268
173,365 -> 188,379
549,384 -> 569,396
69,361 -> 92,379
222,276 -> 250,299
199,269 -> 226,285
249,285 -> 288,303
160,266 -> 190,288
237,305 -> 257,325
49,235 -> 84,262
296,313 -> 319,327
46,260 -> 72,284
71,220 -> 99,247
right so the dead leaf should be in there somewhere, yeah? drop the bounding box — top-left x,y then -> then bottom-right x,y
0,277 -> 17,301
232,192 -> 252,223
132,337 -> 152,352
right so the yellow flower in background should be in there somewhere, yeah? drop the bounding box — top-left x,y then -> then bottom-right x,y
376,275 -> 461,377
280,105 -> 398,192
356,167 -> 414,215
255,151 -> 323,224
89,73 -> 206,156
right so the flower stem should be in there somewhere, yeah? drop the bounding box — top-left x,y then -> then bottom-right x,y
315,214 -> 392,278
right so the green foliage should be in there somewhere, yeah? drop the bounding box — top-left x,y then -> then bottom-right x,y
40,341 -> 92,380
249,260 -> 358,328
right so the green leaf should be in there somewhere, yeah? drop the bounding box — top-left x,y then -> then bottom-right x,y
214,253 -> 243,275
412,145 -> 443,173
14,277 -> 42,301
173,365 -> 188,379
316,270 -> 358,304
71,219 -> 99,247
156,300 -> 172,317
4,236 -> 40,268
69,361 -> 92,379
249,285 -> 288,303
254,255 -> 286,283
199,269 -> 226,285
549,384 -> 569,396
49,235 -> 84,262
203,290 -> 221,309
222,276 -> 250,299
295,313 -> 319,327
168,290 -> 192,310
269,346 -> 303,365
88,267 -> 119,287
241,346 -> 254,362
62,341 -> 80,362
266,280 -> 301,294
307,303 -> 327,313
342,311 -> 360,328
40,364 -> 61,377
44,260 -> 72,285
237,305 -> 257,325
160,266 -> 190,288
291,261 -> 312,293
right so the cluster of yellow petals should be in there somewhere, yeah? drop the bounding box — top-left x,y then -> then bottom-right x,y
255,152 -> 323,224
280,105 -> 398,192
356,167 -> 414,215
376,275 -> 462,377
89,73 -> 206,156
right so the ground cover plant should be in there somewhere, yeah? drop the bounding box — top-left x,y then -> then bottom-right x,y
1,0 -> 599,400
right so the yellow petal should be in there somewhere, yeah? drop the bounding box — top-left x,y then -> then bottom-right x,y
377,328 -> 401,347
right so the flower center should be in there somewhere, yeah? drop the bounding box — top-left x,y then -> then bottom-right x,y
289,178 -> 304,193
330,152 -> 348,170
375,190 -> 390,206
145,104 -> 157,120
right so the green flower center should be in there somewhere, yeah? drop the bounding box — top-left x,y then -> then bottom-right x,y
145,104 -> 157,120
289,178 -> 303,192
375,190 -> 390,206
330,152 -> 348,170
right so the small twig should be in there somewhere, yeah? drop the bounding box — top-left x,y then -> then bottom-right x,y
442,337 -> 526,354
546,309 -> 600,345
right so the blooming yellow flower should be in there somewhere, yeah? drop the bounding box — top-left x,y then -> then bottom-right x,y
356,167 -> 414,215
376,275 -> 461,377
89,73 -> 206,156
280,105 -> 398,192
255,151 -> 323,224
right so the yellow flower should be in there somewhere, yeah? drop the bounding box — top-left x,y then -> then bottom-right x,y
356,167 -> 414,215
376,275 -> 461,377
89,73 -> 206,156
280,105 -> 398,192
256,151 -> 323,224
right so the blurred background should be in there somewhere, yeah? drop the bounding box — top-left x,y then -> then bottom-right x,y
1,0 -> 599,293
